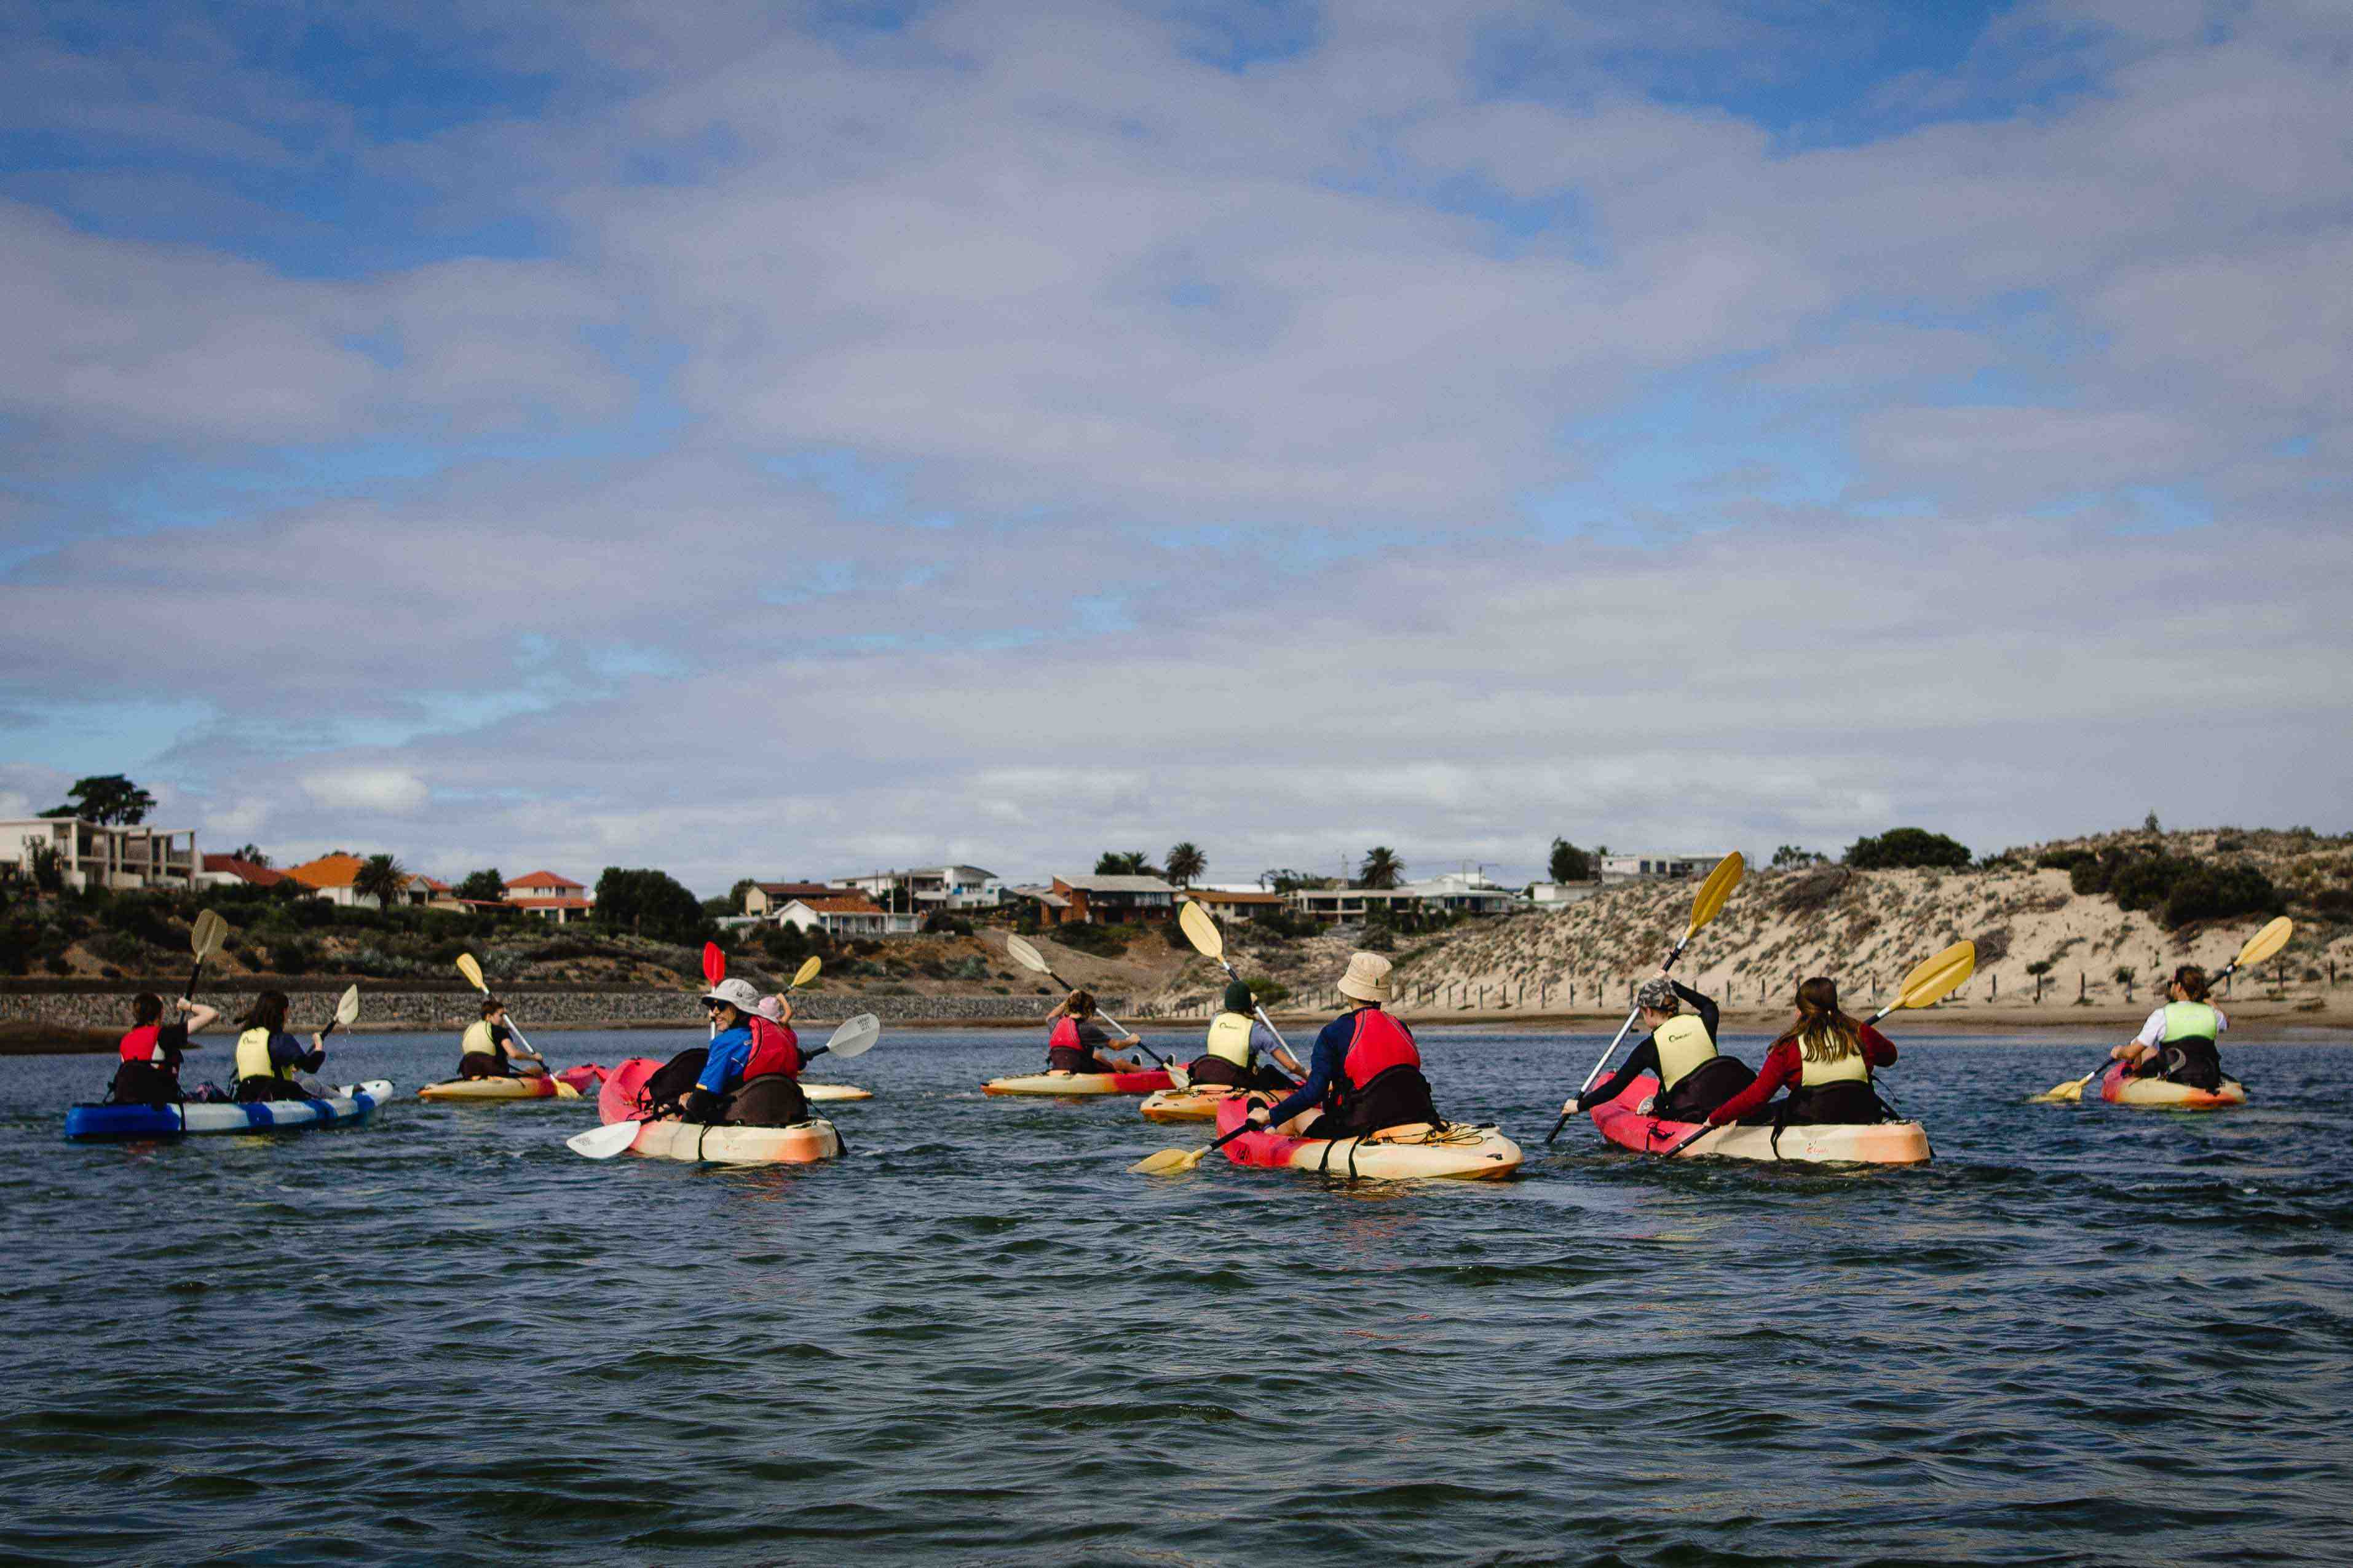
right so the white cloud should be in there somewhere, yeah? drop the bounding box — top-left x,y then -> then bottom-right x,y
299,768 -> 431,816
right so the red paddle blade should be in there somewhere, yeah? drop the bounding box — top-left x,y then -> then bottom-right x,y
702,940 -> 725,986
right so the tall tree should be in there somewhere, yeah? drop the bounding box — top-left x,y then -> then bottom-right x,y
1164,842 -> 1206,886
593,867 -> 710,944
232,843 -> 272,867
1094,851 -> 1160,877
1548,838 -> 1591,882
352,854 -> 410,909
39,774 -> 156,825
729,877 -> 759,910
1358,846 -> 1405,889
456,868 -> 507,902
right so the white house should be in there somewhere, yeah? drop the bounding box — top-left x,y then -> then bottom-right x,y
1529,881 -> 1603,907
842,865 -> 1005,913
3,817 -> 197,892
1599,853 -> 1722,882
505,870 -> 595,924
777,894 -> 920,937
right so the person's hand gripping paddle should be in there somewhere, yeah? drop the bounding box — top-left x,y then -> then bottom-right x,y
172,909 -> 228,1050
1658,940 -> 1975,1158
2028,916 -> 2292,1104
1546,852 -> 1745,1144
567,1013 -> 881,1159
1176,899 -> 1302,1082
1003,933 -> 1176,1076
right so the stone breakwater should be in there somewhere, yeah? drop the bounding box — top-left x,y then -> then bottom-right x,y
0,988 -> 1123,1035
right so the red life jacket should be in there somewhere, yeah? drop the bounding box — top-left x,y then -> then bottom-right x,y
1048,1017 -> 1081,1053
119,1025 -> 160,1063
1340,1008 -> 1420,1092
745,1017 -> 804,1080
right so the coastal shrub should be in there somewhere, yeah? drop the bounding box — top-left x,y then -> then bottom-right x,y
2299,886 -> 2353,920
1974,928 -> 2014,966
2159,865 -> 2282,930
922,913 -> 973,936
1776,867 -> 1852,915
1248,908 -> 1319,940
1054,922 -> 1133,958
1246,979 -> 1291,1006
1161,920 -> 1191,950
1846,829 -> 1971,870
270,940 -> 318,975
2070,848 -> 2283,931
2035,848 -> 2095,872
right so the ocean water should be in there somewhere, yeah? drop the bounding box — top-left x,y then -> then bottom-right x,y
3,1025 -> 2349,1566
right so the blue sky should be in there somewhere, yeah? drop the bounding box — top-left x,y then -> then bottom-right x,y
2,1 -> 2347,894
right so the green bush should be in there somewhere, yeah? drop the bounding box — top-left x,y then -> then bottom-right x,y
1054,922 -> 1133,958
1846,828 -> 1971,869
1246,978 -> 1291,1006
1248,908 -> 1319,940
2070,848 -> 2282,930
2035,848 -> 2095,872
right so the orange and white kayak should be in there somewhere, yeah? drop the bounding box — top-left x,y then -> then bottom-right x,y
2098,1062 -> 2247,1109
417,1074 -> 580,1102
1140,1083 -> 1260,1121
984,1069 -> 1173,1097
595,1058 -> 842,1165
1211,1098 -> 1522,1181
1589,1071 -> 1931,1164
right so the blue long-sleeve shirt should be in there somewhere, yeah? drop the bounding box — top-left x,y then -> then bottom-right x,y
268,1031 -> 324,1074
695,1025 -> 755,1095
1264,1009 -> 1376,1127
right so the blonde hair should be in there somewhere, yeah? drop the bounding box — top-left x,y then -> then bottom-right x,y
1780,976 -> 1861,1064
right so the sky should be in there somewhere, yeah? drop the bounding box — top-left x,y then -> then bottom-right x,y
2,0 -> 2347,896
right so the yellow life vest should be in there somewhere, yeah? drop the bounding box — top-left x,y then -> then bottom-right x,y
462,1019 -> 499,1057
235,1026 -> 291,1083
1204,1011 -> 1256,1068
2161,1000 -> 2219,1043
1652,1014 -> 1717,1092
1797,1029 -> 1870,1087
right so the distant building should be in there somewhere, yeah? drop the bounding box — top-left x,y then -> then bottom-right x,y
1290,872 -> 1524,923
1289,886 -> 1423,923
841,865 -> 1005,915
1528,881 -> 1602,907
1043,874 -> 1178,926
743,880 -> 845,918
1184,888 -> 1289,922
2,817 -> 197,893
776,894 -> 920,938
281,853 -> 372,907
505,870 -> 594,924
199,853 -> 285,890
1599,853 -> 1720,883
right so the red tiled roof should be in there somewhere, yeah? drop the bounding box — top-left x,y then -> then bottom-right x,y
510,896 -> 595,910
202,854 -> 285,887
755,881 -> 840,897
795,895 -> 884,916
507,870 -> 585,891
283,853 -> 366,889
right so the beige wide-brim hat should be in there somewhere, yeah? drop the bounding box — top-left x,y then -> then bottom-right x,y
1335,951 -> 1393,1003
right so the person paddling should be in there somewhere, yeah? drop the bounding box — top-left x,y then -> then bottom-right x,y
232,990 -> 328,1102
1572,975 -> 1752,1122
456,997 -> 547,1080
2109,965 -> 2229,1092
681,977 -> 810,1127
1246,952 -> 1438,1138
1045,989 -> 1144,1074
1183,980 -> 1303,1090
1704,976 -> 1894,1127
111,992 -> 219,1106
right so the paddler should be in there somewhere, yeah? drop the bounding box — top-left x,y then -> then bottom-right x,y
681,977 -> 809,1127
2109,964 -> 2228,1092
1244,951 -> 1439,1138
232,990 -> 329,1102
1044,989 -> 1145,1074
455,996 -> 547,1080
1181,980 -> 1303,1090
1570,975 -> 1752,1122
1704,976 -> 1894,1127
110,991 -> 219,1106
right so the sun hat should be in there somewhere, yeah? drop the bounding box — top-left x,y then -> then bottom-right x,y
1222,979 -> 1254,1014
702,977 -> 762,1016
755,994 -> 790,1023
1335,951 -> 1393,1003
1637,977 -> 1678,1012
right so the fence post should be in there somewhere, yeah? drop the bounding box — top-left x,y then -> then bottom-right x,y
2078,972 -> 2086,1001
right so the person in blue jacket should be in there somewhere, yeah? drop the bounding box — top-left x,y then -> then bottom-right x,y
1246,952 -> 1437,1138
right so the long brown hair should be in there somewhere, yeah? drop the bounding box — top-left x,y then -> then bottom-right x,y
1774,976 -> 1861,1063
2172,964 -> 2210,1003
132,991 -> 164,1026
239,990 -> 290,1033
1066,989 -> 1097,1020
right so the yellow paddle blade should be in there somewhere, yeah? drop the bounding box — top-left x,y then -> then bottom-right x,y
1685,851 -> 1746,937
456,952 -> 486,993
2028,1071 -> 2097,1104
1005,934 -> 1050,974
1130,1144 -> 1210,1175
793,955 -> 822,987
1894,940 -> 1975,1011
2235,916 -> 2293,971
334,984 -> 362,1026
1178,899 -> 1224,961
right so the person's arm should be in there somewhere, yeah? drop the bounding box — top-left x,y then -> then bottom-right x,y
2133,1007 -> 2167,1047
1576,1036 -> 1659,1112
1859,1023 -> 1897,1067
1259,1018 -> 1346,1126
1252,1021 -> 1303,1079
1672,981 -> 1720,1041
696,1033 -> 750,1093
179,999 -> 219,1036
274,1031 -> 326,1073
2212,1006 -> 2228,1033
1708,1042 -> 1796,1124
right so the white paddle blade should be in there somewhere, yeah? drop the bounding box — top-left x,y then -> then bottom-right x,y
1005,934 -> 1049,974
825,1012 -> 882,1059
569,1121 -> 643,1159
334,984 -> 361,1026
1177,900 -> 1224,961
456,952 -> 486,993
191,908 -> 229,961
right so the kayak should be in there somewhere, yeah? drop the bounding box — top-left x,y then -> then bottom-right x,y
554,1063 -> 606,1094
1210,1097 -> 1522,1181
65,1081 -> 394,1141
1588,1071 -> 1931,1165
2098,1062 -> 2247,1109
417,1074 -> 581,1102
984,1069 -> 1174,1097
595,1057 -> 842,1165
804,1084 -> 872,1102
1141,1083 -> 1264,1121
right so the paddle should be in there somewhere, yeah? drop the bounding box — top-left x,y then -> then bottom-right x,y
170,908 -> 228,1050
1657,940 -> 1976,1157
315,983 -> 362,1042
2028,916 -> 2293,1104
567,1012 -> 882,1159
1176,899 -> 1304,1082
1545,851 -> 1746,1144
456,951 -> 542,1065
1129,1118 -> 1256,1176
789,955 -> 821,992
702,941 -> 726,1040
1003,932 -> 1173,1073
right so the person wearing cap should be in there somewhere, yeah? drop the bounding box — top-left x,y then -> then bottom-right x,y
456,996 -> 546,1080
1247,952 -> 1439,1138
684,977 -> 810,1126
1183,980 -> 1302,1090
1569,975 -> 1752,1122
1043,989 -> 1144,1074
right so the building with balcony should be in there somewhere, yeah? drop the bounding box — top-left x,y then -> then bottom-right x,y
841,865 -> 1006,915
505,870 -> 594,924
1599,853 -> 1722,883
2,817 -> 197,892
1043,874 -> 1178,926
743,881 -> 847,918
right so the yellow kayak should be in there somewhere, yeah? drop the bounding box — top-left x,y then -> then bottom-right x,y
416,1075 -> 580,1103
804,1084 -> 873,1102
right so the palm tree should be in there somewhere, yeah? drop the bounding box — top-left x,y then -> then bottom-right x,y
1358,846 -> 1404,889
1094,851 -> 1160,876
354,853 -> 410,910
1165,841 -> 1206,886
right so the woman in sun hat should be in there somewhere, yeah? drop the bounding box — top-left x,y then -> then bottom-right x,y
681,977 -> 810,1127
1247,951 -> 1438,1138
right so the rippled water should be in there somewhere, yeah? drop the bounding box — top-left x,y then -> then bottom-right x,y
4,1025 -> 2351,1566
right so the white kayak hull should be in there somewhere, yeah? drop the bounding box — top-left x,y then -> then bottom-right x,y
65,1081 -> 395,1140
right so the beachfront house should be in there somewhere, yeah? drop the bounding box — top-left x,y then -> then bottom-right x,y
1288,886 -> 1425,923
842,865 -> 1006,916
1183,888 -> 1290,923
1599,853 -> 1720,882
743,880 -> 845,918
1528,881 -> 1603,907
1043,874 -> 1178,926
775,894 -> 923,938
504,870 -> 594,924
281,853 -> 371,907
199,853 -> 285,891
1289,872 -> 1525,924
1,816 -> 197,892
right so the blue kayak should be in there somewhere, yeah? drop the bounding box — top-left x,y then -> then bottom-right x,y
64,1081 -> 394,1141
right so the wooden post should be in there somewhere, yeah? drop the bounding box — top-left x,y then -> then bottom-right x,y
2078,972 -> 2086,1001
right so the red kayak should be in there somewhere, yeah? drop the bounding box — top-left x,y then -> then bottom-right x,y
555,1063 -> 607,1094
598,1058 -> 658,1122
1588,1070 -> 1931,1164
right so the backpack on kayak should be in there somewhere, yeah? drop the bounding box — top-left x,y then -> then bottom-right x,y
633,1047 -> 709,1120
